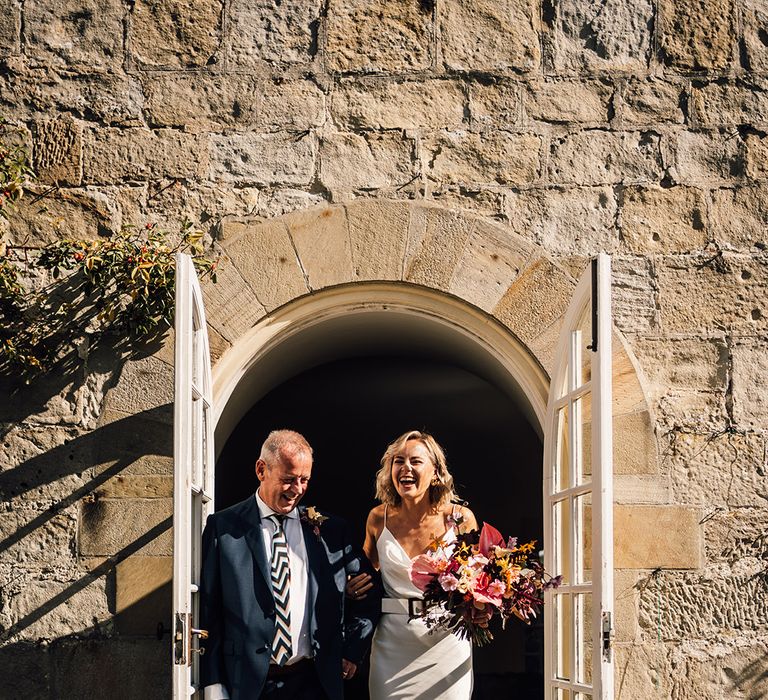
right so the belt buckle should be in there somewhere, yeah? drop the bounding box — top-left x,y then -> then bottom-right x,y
407,599 -> 428,620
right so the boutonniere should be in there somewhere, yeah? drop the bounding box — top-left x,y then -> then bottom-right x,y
301,506 -> 329,538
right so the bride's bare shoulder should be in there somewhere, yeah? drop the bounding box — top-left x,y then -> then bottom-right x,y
366,504 -> 386,529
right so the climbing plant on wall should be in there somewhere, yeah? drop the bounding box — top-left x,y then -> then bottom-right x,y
0,129 -> 218,382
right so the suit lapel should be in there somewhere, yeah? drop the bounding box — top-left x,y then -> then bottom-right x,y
242,496 -> 271,590
299,508 -> 325,637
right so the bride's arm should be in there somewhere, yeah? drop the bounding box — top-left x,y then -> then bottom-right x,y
457,506 -> 479,534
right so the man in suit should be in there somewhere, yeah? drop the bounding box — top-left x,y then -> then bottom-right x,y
200,429 -> 380,700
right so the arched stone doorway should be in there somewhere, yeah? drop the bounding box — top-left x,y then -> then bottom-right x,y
193,200 -> 660,699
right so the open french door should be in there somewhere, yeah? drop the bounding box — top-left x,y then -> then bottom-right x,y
173,253 -> 215,698
543,253 -> 614,700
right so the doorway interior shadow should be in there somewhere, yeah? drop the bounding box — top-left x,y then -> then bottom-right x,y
216,355 -> 544,700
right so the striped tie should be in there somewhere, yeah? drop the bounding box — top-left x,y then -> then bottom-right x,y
267,514 -> 292,666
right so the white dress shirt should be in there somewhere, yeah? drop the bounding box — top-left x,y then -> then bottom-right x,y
204,492 -> 312,700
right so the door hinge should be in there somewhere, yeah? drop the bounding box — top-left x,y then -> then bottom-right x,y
602,611 -> 614,662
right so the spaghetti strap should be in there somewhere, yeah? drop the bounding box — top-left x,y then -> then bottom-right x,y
383,503 -> 388,528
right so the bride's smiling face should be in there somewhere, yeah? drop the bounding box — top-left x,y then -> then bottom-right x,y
391,439 -> 435,501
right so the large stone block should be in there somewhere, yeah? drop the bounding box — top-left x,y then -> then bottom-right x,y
492,258 -> 575,344
620,185 -> 707,253
4,187 -> 113,247
199,250 -> 267,340
548,130 -> 663,185
129,0 -> 222,68
631,337 -> 728,397
220,218 -> 308,311
94,408 -> 173,477
710,186 -> 768,250
0,68 -> 144,127
0,508 -> 77,566
259,79 -> 326,132
51,638 -> 170,698
505,186 -> 617,254
658,0 -> 734,71
103,356 -> 173,416
620,78 -> 686,126
32,115 -> 83,186
79,497 -> 172,557
24,0 -> 123,70
551,0 -> 653,73
615,504 -> 701,568
95,475 -> 172,499
333,78 -> 465,131
614,410 -> 658,476
326,0 -> 431,73
468,80 -> 522,131
283,206 -> 352,289
426,186 -> 506,219
440,0 -> 540,72
0,423 -> 91,503
210,132 -> 315,186
639,569 -> 768,639
405,206 -> 475,291
523,79 -> 613,125
425,132 -> 540,186
318,132 -> 415,192
345,200 -> 410,281
743,0 -> 768,72
114,554 -> 171,635
656,254 -> 768,333
732,337 -> 768,429
611,255 -> 658,334
449,219 -> 533,313
4,574 -> 110,641
668,430 -> 766,507
673,130 -> 744,185
228,0 -> 320,68
692,81 -> 768,128
84,127 -> 208,183
614,642 -> 671,699
141,72 -> 261,129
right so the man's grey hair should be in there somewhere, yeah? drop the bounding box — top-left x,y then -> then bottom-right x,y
259,429 -> 313,466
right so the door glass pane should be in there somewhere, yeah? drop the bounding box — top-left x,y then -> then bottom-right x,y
554,593 -> 573,681
555,406 -> 571,493
574,493 -> 592,585
576,392 -> 592,485
553,498 -> 572,585
575,300 -> 592,388
557,690 -> 572,700
575,592 -> 593,686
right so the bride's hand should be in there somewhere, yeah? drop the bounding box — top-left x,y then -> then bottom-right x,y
346,572 -> 373,600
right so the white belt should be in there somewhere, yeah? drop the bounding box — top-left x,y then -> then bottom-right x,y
381,597 -> 429,617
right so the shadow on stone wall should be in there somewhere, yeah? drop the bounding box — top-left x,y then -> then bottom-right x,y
1,404 -> 174,698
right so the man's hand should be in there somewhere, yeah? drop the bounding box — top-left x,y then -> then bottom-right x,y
341,658 -> 357,680
346,572 -> 373,601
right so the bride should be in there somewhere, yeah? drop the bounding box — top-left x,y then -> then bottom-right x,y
347,430 -> 480,700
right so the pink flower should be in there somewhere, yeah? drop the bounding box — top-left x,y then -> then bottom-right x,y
478,522 -> 504,557
410,553 -> 447,593
487,580 -> 506,597
439,573 -> 459,591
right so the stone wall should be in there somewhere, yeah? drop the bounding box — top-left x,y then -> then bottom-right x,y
1,0 -> 767,698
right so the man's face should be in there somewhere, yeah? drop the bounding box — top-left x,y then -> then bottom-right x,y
256,448 -> 312,514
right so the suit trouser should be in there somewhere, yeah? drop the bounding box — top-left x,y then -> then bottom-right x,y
260,661 -> 329,700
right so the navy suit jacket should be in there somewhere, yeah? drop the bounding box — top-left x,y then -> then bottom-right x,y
199,496 -> 380,700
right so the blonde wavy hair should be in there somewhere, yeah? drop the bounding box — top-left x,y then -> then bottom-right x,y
375,430 -> 458,508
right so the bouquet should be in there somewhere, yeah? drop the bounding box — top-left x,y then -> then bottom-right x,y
409,522 -> 561,646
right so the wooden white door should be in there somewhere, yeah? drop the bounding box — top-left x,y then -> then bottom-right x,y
172,253 -> 215,699
543,253 -> 614,700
